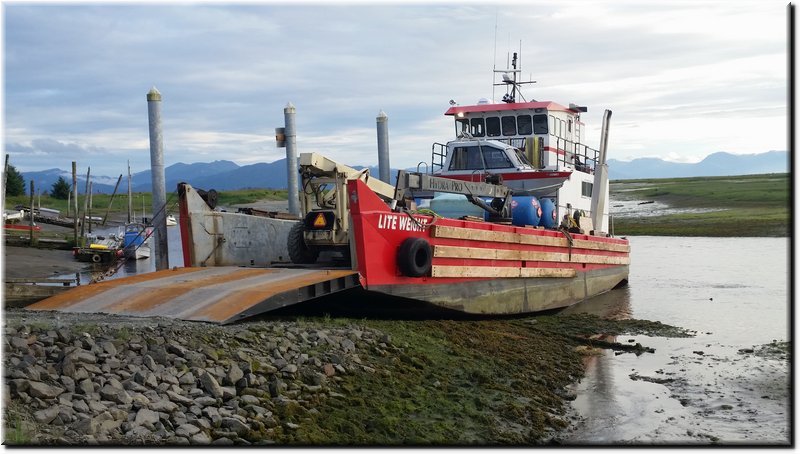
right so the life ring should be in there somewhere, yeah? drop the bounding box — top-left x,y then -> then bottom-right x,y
397,237 -> 432,277
91,253 -> 102,263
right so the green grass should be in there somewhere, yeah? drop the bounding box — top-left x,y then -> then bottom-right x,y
5,188 -> 289,217
216,189 -> 288,206
611,173 -> 789,237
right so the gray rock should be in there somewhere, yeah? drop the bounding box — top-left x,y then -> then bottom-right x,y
123,379 -> 148,393
99,385 -> 132,405
220,417 -> 250,435
87,400 -> 108,414
221,386 -> 237,400
202,406 -> 222,427
8,379 -> 30,395
226,364 -> 244,386
72,399 -> 90,414
166,341 -> 188,357
166,390 -> 194,405
125,425 -> 154,440
10,336 -> 29,350
29,381 -> 65,399
240,394 -> 260,406
65,348 -> 97,364
199,371 -> 223,399
60,376 -> 76,393
190,431 -> 212,444
185,352 -> 207,368
212,437 -> 235,445
194,396 -> 217,407
134,408 -> 160,428
340,339 -> 356,353
175,423 -> 201,437
77,379 -> 94,395
34,406 -> 60,424
178,371 -> 196,386
281,364 -> 298,374
142,355 -> 157,372
149,399 -> 178,413
100,341 -> 117,356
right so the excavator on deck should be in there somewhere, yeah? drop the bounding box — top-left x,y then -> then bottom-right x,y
26,152 -> 514,324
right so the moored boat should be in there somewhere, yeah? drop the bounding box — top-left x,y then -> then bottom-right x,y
343,52 -> 629,313
122,223 -> 152,259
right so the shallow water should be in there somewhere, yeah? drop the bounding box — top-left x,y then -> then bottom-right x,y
561,236 -> 790,445
63,224 -> 185,283
60,230 -> 790,444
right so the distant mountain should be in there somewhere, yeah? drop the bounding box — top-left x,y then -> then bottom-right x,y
19,150 -> 788,194
608,150 -> 788,180
131,160 -> 240,192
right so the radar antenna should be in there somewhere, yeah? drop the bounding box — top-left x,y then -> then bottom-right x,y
493,46 -> 536,103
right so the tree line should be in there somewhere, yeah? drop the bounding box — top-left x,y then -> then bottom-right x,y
5,165 -> 71,200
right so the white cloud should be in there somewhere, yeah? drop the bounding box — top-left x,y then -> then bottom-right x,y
2,1 -> 788,177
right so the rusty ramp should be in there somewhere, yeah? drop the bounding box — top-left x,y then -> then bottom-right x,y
26,267 -> 360,324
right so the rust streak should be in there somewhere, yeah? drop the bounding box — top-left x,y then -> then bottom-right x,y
198,270 -> 357,321
28,267 -> 277,312
96,268 -> 282,314
27,267 -> 203,310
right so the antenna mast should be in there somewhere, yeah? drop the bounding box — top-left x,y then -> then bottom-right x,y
492,9 -> 498,102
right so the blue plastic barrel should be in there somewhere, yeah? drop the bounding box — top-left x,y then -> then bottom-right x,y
511,196 -> 542,227
539,198 -> 558,228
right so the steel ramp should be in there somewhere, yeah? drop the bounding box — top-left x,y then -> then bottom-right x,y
26,267 -> 360,324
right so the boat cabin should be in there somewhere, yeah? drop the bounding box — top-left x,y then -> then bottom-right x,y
436,100 -> 598,174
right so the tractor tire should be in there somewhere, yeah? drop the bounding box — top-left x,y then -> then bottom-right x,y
288,223 -> 319,264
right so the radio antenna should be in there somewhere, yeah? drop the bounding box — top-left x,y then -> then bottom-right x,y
492,9 -> 498,102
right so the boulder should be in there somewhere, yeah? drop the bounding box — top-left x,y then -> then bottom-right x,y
199,372 -> 223,399
28,381 -> 65,399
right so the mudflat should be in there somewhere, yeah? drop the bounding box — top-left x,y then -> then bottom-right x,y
2,246 -> 89,280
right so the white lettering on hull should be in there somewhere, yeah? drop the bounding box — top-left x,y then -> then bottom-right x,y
377,214 -> 429,232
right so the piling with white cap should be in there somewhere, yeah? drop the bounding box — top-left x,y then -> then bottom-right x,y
147,86 -> 169,270
284,103 -> 300,217
376,110 -> 391,184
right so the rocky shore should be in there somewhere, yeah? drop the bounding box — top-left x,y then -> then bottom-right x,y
3,307 -> 696,446
4,310 -> 398,445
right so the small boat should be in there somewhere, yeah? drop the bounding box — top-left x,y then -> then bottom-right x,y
4,223 -> 41,232
123,223 -> 152,259
166,214 -> 177,226
73,234 -> 124,264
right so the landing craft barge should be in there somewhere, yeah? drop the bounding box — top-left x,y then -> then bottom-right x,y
25,54 -> 629,324
341,53 -> 630,312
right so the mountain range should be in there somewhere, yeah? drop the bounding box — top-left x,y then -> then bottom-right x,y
607,150 -> 788,180
19,150 -> 788,194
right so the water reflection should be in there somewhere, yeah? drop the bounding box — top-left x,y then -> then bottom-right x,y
564,236 -> 790,444
59,224 -> 184,284
560,286 -> 633,320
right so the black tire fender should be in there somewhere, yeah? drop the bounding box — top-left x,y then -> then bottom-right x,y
397,237 -> 432,277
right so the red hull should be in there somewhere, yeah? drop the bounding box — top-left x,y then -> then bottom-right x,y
346,179 -> 629,314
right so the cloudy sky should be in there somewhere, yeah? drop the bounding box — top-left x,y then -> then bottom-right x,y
2,1 -> 790,177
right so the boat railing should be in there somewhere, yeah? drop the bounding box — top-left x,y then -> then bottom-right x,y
552,137 -> 600,173
431,142 -> 448,174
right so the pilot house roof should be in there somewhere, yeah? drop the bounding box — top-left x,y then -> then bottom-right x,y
444,101 -> 578,116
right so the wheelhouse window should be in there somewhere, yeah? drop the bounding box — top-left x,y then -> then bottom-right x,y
483,149 -> 513,169
501,116 -> 517,136
456,119 -> 469,136
517,115 -> 532,135
470,118 -> 485,137
581,181 -> 593,198
486,117 -> 501,137
448,146 -> 484,170
448,146 -> 513,170
532,114 -> 548,134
